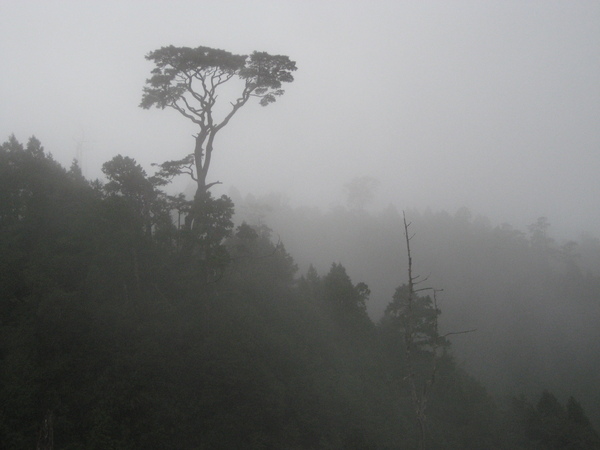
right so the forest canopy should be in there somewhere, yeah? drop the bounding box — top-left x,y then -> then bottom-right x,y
2,135 -> 600,448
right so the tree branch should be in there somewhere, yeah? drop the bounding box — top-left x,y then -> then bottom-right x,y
205,181 -> 222,190
441,329 -> 477,338
180,95 -> 205,119
168,102 -> 203,126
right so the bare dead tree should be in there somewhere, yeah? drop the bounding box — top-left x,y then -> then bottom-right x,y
401,212 -> 475,449
402,211 -> 428,449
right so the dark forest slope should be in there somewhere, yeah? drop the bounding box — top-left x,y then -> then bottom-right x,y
1,136 -> 598,448
230,191 -> 600,432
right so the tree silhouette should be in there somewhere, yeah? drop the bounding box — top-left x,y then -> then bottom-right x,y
140,45 -> 297,204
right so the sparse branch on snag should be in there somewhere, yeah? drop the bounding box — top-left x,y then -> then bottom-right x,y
414,286 -> 433,293
441,329 -> 477,338
402,211 -> 426,449
399,212 -> 476,450
413,274 -> 431,286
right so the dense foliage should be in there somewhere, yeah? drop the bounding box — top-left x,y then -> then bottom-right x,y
1,136 -> 599,448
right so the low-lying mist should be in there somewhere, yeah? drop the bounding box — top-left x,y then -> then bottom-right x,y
230,188 -> 600,426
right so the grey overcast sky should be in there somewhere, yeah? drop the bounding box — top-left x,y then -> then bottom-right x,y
1,1 -> 599,237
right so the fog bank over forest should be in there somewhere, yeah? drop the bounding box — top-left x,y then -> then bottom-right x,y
2,1 -> 600,445
2,1 -> 599,239
3,134 -> 600,447
229,188 -> 600,427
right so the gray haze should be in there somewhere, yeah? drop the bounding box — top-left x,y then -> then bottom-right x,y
2,1 -> 599,238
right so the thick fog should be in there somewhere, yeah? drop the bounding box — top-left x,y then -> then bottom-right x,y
1,1 -> 599,237
4,3 -> 600,443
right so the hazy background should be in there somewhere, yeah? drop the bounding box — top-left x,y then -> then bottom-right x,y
1,0 -> 599,238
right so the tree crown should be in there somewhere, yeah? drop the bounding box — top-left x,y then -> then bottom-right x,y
140,45 -> 297,112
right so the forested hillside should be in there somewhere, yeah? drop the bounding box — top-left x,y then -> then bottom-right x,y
230,187 -> 600,433
1,136 -> 599,448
